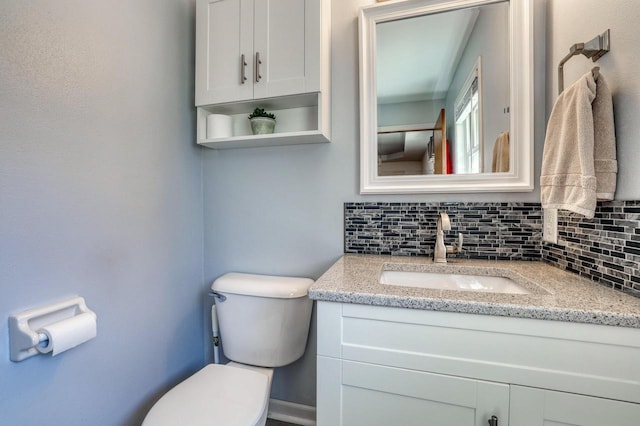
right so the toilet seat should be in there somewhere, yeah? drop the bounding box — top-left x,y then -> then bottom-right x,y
142,364 -> 270,426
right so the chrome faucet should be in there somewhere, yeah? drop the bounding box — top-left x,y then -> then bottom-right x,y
434,212 -> 464,263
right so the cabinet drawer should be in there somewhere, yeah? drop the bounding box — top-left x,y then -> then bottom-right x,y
317,302 -> 640,404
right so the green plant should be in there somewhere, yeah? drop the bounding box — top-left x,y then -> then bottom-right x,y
248,107 -> 276,120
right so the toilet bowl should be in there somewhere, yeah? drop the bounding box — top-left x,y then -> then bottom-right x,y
143,273 -> 314,426
142,363 -> 273,426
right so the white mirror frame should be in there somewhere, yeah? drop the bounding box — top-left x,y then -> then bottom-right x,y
359,0 -> 534,194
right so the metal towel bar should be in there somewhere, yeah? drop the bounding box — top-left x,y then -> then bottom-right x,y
558,29 -> 610,94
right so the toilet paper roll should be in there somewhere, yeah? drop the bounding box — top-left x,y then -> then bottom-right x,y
37,313 -> 97,356
206,114 -> 232,139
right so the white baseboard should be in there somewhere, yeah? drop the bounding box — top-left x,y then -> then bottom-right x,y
267,398 -> 316,426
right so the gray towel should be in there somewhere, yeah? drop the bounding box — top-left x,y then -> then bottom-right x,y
540,69 -> 617,218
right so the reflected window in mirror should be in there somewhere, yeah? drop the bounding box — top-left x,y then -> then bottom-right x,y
454,58 -> 482,174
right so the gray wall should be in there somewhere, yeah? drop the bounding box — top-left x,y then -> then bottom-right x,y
0,1 -> 204,425
546,0 -> 640,200
378,99 -> 446,127
202,0 -> 546,405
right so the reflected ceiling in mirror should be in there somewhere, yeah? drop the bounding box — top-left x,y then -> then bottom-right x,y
359,0 -> 534,194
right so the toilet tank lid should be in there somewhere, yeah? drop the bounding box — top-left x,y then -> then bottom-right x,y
212,272 -> 314,298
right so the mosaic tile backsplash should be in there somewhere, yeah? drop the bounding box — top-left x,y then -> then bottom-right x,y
542,201 -> 640,296
345,201 -> 640,297
345,202 -> 543,260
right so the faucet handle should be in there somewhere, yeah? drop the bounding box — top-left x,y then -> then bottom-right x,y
446,233 -> 464,254
438,212 -> 451,231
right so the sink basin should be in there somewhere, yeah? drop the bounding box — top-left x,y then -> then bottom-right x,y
379,270 -> 530,294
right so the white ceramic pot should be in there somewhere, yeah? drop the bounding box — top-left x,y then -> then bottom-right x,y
250,117 -> 276,135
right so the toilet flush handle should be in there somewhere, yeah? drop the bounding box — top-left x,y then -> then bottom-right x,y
208,291 -> 227,302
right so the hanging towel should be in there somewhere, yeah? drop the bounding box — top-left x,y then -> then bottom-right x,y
491,131 -> 510,172
592,73 -> 617,199
540,69 -> 617,218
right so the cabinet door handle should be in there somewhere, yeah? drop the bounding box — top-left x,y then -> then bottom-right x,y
240,54 -> 248,84
488,415 -> 498,426
255,51 -> 262,82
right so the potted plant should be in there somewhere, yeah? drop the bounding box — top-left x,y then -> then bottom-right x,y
248,107 -> 276,135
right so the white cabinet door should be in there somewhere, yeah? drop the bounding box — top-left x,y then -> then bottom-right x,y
196,0 -> 321,106
510,386 -> 640,426
253,0 -> 320,99
327,360 -> 509,426
195,0 -> 253,105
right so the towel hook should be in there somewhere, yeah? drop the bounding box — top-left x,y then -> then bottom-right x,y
558,29 -> 610,94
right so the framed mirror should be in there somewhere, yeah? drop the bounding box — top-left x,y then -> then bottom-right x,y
359,0 -> 534,194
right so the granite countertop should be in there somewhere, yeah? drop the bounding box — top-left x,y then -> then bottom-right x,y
308,254 -> 640,328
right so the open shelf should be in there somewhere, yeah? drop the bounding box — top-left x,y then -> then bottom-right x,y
196,93 -> 330,149
198,130 -> 329,149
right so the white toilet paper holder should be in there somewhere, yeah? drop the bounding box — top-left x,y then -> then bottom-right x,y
9,296 -> 96,362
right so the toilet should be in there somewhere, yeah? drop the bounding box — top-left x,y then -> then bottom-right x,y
143,272 -> 314,426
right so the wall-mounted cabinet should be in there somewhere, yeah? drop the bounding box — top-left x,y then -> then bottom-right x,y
195,0 -> 330,149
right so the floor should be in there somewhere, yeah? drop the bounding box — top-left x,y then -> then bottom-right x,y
266,419 -> 298,426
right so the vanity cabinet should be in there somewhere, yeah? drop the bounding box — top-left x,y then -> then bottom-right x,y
316,302 -> 640,426
195,0 -> 331,149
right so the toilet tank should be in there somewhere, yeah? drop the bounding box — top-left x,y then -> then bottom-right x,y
211,272 -> 314,368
